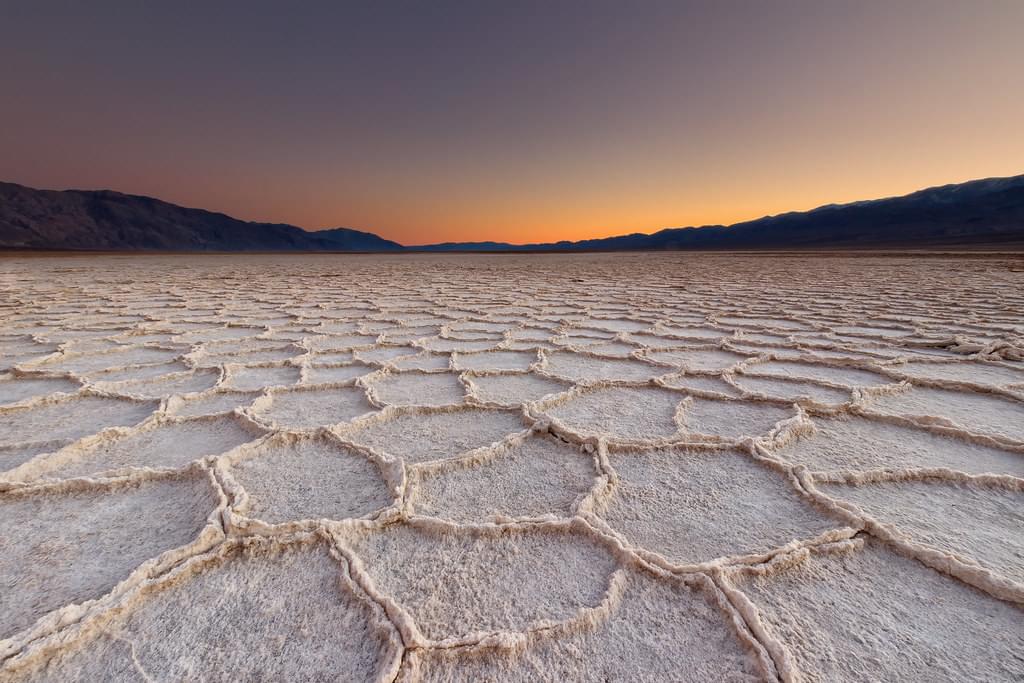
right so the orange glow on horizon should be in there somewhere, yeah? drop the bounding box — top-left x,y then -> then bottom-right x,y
231,160 -> 1024,245
2,2 -> 1022,246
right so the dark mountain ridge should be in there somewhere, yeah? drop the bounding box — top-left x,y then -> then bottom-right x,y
2,174 -> 1022,252
0,182 -> 402,252
416,174 -> 1024,251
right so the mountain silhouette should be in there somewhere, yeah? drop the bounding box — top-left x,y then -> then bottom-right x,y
2,174 -> 1022,252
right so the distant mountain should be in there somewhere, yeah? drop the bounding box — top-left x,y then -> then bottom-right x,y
2,174 -> 1022,252
416,174 -> 1024,251
0,182 -> 402,251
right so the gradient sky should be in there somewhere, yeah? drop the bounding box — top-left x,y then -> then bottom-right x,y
2,1 -> 1022,245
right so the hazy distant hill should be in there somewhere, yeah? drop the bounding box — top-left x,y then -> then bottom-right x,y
2,174 -> 1022,252
418,174 -> 1024,251
0,182 -> 402,251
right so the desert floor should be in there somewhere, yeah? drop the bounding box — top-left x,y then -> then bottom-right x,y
0,252 -> 1022,682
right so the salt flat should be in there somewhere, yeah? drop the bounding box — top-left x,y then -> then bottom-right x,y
0,252 -> 1022,682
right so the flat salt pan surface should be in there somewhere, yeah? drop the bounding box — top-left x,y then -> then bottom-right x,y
680,398 -> 795,440
1,252 -> 1022,681
6,540 -> 401,682
408,434 -> 597,521
411,567 -> 763,681
253,385 -> 376,429
343,407 -> 525,463
0,395 -> 158,447
0,376 -> 79,405
732,374 -> 851,406
601,448 -> 837,564
863,386 -> 1024,442
542,351 -> 667,383
165,390 -> 259,417
777,414 -> 1024,476
741,359 -> 894,387
228,434 -> 394,523
24,415 -> 261,480
467,372 -> 570,405
544,386 -> 682,441
94,368 -> 220,399
344,523 -> 617,641
224,364 -> 301,390
368,371 -> 466,406
0,471 -> 218,640
453,350 -> 537,371
728,538 -> 1024,682
817,478 -> 1024,584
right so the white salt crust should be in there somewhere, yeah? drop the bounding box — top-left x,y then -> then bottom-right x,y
1,252 -> 1022,681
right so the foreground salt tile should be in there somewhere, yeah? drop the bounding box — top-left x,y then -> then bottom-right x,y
626,331 -> 702,348
343,522 -> 617,641
890,360 -> 1024,388
353,344 -> 420,363
776,414 -> 1024,476
367,371 -> 466,407
725,538 -> 1024,682
680,398 -> 795,441
817,477 -> 1024,585
0,376 -> 79,406
0,469 -> 221,641
863,386 -> 1024,443
599,448 -> 839,565
585,317 -> 652,333
391,352 -> 452,371
831,323 -> 911,338
420,337 -> 496,353
0,443 -> 64,474
453,350 -> 537,371
305,333 -> 379,352
732,374 -> 851,407
84,360 -> 191,383
719,316 -> 810,332
507,327 -> 556,343
28,346 -> 184,376
252,385 -> 376,430
408,433 -> 598,521
583,340 -> 642,358
643,347 -> 752,373
195,342 -> 302,366
542,351 -> 667,383
91,367 -> 220,399
225,432 -> 395,524
178,326 -> 265,344
385,329 -> 441,345
0,337 -> 58,370
4,538 -> 402,682
308,349 -> 356,364
304,362 -> 372,384
408,567 -> 766,682
223,364 -> 301,391
342,407 -> 525,464
165,389 -> 260,417
544,386 -> 682,441
0,395 -> 158,447
467,372 -> 570,406
741,360 -> 892,387
660,373 -> 744,398
19,414 -> 263,481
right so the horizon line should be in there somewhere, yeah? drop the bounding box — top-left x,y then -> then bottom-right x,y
4,169 -> 1022,248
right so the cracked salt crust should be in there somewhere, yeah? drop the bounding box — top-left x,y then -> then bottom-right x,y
1,252 -> 1022,681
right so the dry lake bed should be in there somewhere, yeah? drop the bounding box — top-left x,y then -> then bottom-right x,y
0,252 -> 1022,682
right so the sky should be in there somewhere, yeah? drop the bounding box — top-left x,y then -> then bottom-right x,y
1,1 -> 1022,246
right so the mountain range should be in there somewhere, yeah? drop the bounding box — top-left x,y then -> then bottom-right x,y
0,182 -> 402,252
2,174 -> 1023,252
